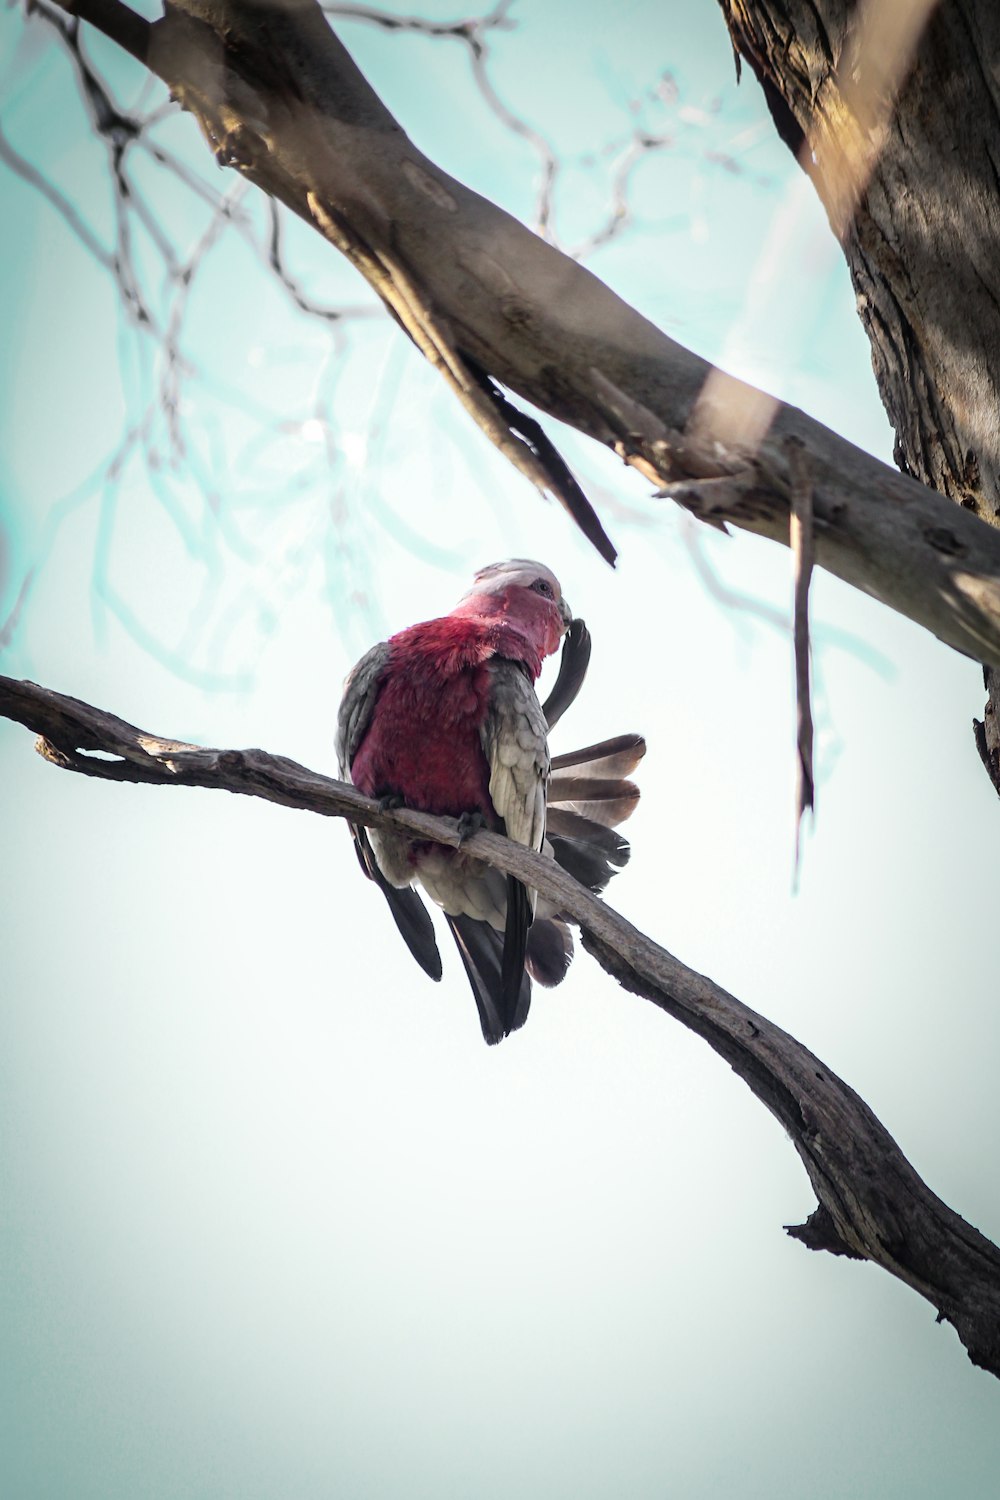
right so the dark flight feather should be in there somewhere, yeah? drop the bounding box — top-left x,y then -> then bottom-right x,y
526,917 -> 573,987
545,807 -> 631,862
446,912 -> 531,1044
547,829 -> 627,895
500,873 -> 532,1032
351,825 -> 443,981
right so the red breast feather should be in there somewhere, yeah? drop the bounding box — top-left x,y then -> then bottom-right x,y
350,616 -> 498,820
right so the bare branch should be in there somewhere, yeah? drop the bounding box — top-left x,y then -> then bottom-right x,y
569,129 -> 673,260
3,670 -> 1000,1379
788,436 -> 814,873
0,120 -> 115,270
3,0 -> 409,679
46,0 -> 1000,665
326,1 -> 558,236
306,190 -> 616,562
265,199 -> 375,321
465,27 -> 558,238
325,0 -> 513,56
55,0 -> 150,65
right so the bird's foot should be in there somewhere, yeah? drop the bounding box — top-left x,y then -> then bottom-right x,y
456,810 -> 487,845
377,791 -> 405,814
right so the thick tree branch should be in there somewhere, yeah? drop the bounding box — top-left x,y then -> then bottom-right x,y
48,0 -> 1000,666
58,0 -> 151,64
3,670 -> 1000,1378
715,0 -> 1000,791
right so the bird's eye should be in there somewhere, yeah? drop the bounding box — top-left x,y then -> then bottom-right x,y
531,578 -> 555,599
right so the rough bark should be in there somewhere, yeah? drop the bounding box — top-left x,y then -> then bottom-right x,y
49,0 -> 1000,671
3,670 -> 1000,1376
717,0 -> 1000,789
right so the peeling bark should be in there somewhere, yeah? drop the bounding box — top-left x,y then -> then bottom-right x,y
3,670 -> 1000,1377
717,0 -> 1000,791
51,0 -> 1000,673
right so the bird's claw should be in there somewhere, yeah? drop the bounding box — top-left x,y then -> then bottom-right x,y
456,810 -> 486,845
377,791 -> 405,813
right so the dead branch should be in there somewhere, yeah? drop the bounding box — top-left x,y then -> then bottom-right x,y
3,669 -> 1000,1379
56,0 -> 149,64
44,0 -> 1000,666
788,435 -> 814,869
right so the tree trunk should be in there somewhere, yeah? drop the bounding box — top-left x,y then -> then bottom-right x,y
717,0 -> 1000,791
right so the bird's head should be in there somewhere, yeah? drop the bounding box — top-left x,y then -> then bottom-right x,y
454,559 -> 572,660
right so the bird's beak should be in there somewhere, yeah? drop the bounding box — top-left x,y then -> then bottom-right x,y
558,596 -> 573,632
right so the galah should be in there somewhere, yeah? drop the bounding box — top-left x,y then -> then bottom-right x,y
336,560 -> 644,1044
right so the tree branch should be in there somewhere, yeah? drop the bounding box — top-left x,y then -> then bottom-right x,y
789,435 -> 814,871
3,670 -> 1000,1378
57,0 -> 151,64
48,0 -> 1000,665
714,0 -> 1000,790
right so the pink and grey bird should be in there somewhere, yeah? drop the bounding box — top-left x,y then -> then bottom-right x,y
336,560 -> 644,1043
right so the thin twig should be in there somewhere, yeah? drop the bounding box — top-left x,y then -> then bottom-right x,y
0,122 -> 115,271
325,0 -> 514,56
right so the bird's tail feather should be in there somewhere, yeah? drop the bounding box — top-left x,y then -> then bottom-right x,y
358,730 -> 645,1040
547,817 -> 629,894
501,874 -> 532,1029
446,913 -> 531,1045
551,732 -> 646,779
351,825 -> 443,980
547,733 -> 646,829
526,917 -> 573,987
535,733 -> 644,984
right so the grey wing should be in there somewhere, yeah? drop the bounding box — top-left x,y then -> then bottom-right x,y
336,640 -> 391,777
481,659 -> 550,859
336,640 -> 443,983
474,658 -> 551,1037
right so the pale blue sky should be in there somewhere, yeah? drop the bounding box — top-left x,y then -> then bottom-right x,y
2,3 -> 998,1497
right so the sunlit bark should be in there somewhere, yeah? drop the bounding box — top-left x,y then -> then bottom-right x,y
717,0 -> 1000,788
